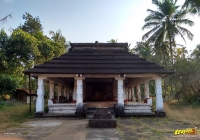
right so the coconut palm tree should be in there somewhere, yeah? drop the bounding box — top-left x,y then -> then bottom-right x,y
175,47 -> 188,59
191,44 -> 200,59
142,0 -> 194,64
183,0 -> 200,15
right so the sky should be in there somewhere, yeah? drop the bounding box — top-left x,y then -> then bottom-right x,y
1,0 -> 200,53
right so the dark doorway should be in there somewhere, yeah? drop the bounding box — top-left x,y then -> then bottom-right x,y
86,82 -> 113,101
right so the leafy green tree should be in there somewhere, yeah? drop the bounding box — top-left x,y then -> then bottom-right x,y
49,30 -> 68,52
142,0 -> 194,64
18,12 -> 43,34
5,29 -> 40,74
183,0 -> 200,15
132,41 -> 153,60
33,32 -> 55,64
107,39 -> 118,43
49,30 -> 66,45
0,29 -> 9,73
0,74 -> 19,100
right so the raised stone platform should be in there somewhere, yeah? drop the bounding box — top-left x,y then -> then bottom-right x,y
88,108 -> 117,128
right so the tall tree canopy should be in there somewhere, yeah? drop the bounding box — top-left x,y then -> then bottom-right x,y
183,0 -> 200,15
142,0 -> 194,64
18,12 -> 43,34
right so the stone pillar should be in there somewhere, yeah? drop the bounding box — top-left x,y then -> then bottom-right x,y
76,79 -> 83,105
124,87 -> 128,102
49,80 -> 54,100
36,75 -> 46,113
83,80 -> 86,101
128,88 -> 132,101
124,87 -> 126,101
67,88 -> 70,101
136,84 -> 141,102
117,78 -> 124,106
73,80 -> 77,102
155,77 -> 164,112
58,84 -> 62,103
144,80 -> 150,98
75,77 -> 85,116
132,86 -> 136,102
64,86 -> 67,100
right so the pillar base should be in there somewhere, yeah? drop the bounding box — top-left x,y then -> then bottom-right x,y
35,112 -> 43,117
75,103 -> 87,117
155,111 -> 166,117
114,103 -> 124,118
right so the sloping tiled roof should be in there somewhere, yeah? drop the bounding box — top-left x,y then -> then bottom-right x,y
23,43 -> 174,74
16,88 -> 37,95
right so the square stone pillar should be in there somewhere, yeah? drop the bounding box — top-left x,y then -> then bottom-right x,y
155,77 -> 164,112
144,80 -> 150,98
117,78 -> 124,106
76,79 -> 83,105
49,80 -> 54,100
136,84 -> 141,102
36,75 -> 46,113
73,80 -> 77,102
75,76 -> 85,116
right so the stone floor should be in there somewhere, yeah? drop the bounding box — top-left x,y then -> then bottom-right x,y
0,117 -> 200,140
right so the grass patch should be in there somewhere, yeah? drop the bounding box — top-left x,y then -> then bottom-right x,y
164,102 -> 200,126
0,100 -> 35,130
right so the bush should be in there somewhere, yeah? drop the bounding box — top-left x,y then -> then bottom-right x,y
0,74 -> 19,100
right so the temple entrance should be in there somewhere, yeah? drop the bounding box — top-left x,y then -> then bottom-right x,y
86,82 -> 113,101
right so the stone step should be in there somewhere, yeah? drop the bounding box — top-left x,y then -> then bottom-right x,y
124,105 -> 151,110
124,109 -> 152,113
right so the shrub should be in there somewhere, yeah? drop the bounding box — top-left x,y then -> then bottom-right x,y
0,74 -> 19,100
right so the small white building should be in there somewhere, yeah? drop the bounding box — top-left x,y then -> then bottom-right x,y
24,42 -> 173,117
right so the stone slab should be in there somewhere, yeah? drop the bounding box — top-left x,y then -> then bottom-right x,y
88,119 -> 117,128
93,113 -> 112,119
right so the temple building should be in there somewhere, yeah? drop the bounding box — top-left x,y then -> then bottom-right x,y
24,42 -> 173,117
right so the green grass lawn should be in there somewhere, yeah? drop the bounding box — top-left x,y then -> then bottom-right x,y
0,100 -> 35,130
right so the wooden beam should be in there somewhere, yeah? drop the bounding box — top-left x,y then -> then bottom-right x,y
47,78 -> 69,86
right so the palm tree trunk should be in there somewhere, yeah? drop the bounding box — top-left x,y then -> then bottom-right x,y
167,28 -> 173,65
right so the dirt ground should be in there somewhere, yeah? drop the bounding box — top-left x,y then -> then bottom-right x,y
0,117 -> 199,140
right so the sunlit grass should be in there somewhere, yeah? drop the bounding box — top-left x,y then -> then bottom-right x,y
0,101 -> 35,130
165,101 -> 200,126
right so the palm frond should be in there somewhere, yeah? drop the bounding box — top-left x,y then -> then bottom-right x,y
177,25 -> 194,40
142,25 -> 161,40
142,22 -> 160,29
